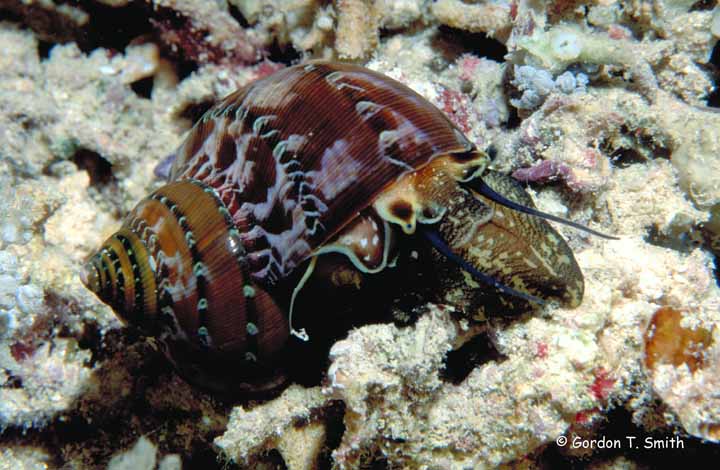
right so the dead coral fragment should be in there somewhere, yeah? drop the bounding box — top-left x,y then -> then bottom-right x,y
150,12 -> 255,65
432,0 -> 512,39
0,0 -> 89,44
107,437 -> 157,470
335,0 -> 380,59
215,385 -> 327,465
155,0 -> 258,64
643,303 -> 720,443
107,436 -> 181,470
230,0 -> 335,55
514,23 -> 660,98
376,0 -> 423,30
644,306 -> 713,373
0,339 -> 93,429
237,0 -> 425,57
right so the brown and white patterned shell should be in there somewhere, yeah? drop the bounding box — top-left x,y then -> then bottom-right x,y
170,62 -> 475,284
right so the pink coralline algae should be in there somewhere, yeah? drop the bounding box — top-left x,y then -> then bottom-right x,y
438,87 -> 473,134
589,367 -> 616,402
252,60 -> 286,80
512,160 -> 574,184
150,13 -> 257,66
457,53 -> 483,82
535,341 -> 549,359
511,151 -> 607,193
574,408 -> 601,425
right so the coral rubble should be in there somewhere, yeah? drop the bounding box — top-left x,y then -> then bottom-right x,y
0,0 -> 719,468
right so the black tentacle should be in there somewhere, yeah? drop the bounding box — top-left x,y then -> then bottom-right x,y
463,178 -> 619,240
420,227 -> 546,305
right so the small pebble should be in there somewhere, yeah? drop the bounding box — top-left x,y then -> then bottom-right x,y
1,223 -> 19,245
555,71 -> 577,93
0,251 -> 18,274
17,284 -> 44,315
0,309 -> 19,338
0,274 -> 19,309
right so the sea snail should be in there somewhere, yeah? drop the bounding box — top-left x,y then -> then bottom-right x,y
81,61 -> 610,393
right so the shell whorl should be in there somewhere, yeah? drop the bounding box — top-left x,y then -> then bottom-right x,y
82,180 -> 288,362
81,226 -> 157,326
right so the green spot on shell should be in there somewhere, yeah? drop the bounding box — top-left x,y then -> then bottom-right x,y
243,285 -> 256,298
193,262 -> 206,277
197,326 -> 211,347
246,322 -> 258,335
185,231 -> 196,246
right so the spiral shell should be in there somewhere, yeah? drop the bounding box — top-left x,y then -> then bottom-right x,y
81,61 -> 584,393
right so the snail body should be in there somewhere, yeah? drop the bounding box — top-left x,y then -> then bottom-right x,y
82,62 -> 585,393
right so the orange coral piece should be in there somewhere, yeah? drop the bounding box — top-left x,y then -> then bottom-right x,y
644,307 -> 713,373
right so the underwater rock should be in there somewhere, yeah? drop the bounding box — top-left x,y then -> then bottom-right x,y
215,385 -> 327,465
106,435 -> 183,470
107,437 -> 158,470
432,0 -> 512,39
643,306 -> 720,443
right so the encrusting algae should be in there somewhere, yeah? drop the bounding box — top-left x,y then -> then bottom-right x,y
0,0 -> 719,468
